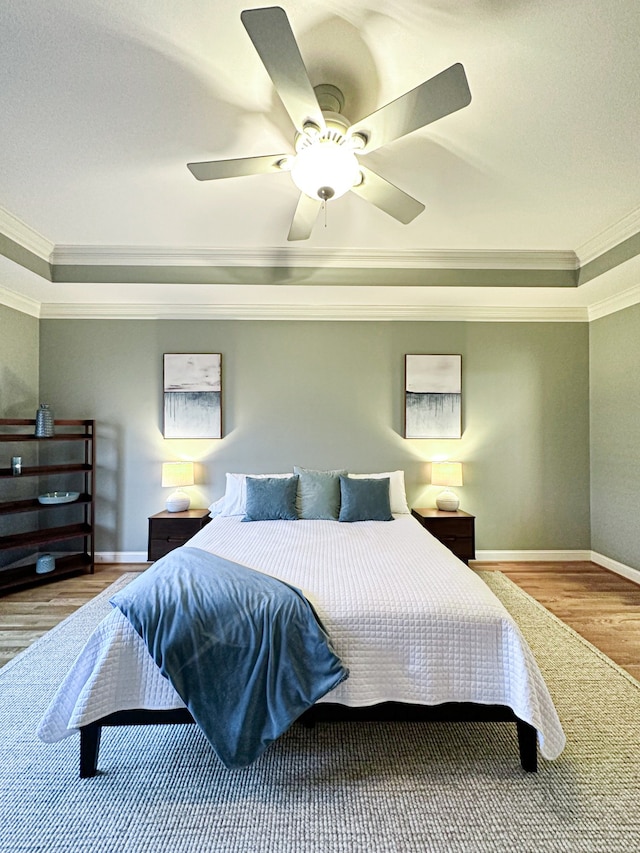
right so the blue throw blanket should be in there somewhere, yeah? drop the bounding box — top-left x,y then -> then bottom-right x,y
110,547 -> 348,769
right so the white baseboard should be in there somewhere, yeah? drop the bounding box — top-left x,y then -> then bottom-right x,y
106,549 -> 585,564
475,549 -> 592,562
590,551 -> 640,585
96,548 -> 640,587
95,552 -> 149,564
475,549 -> 639,586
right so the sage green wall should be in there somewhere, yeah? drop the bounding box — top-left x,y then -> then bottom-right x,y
0,303 -> 39,417
590,303 -> 640,572
38,319 -> 590,555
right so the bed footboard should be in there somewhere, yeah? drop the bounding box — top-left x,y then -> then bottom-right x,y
79,702 -> 537,777
301,702 -> 538,773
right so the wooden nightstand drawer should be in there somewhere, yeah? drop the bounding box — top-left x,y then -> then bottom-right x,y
411,508 -> 476,564
420,516 -> 474,539
433,533 -> 475,562
147,509 -> 210,561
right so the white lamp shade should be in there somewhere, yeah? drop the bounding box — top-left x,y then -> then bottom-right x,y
162,461 -> 194,512
430,462 -> 463,488
161,461 -> 194,488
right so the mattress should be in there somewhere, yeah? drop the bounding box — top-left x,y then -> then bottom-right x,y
38,514 -> 566,760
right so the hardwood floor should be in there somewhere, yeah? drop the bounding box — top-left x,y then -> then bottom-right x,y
478,560 -> 640,681
0,565 -> 143,669
1,561 -> 639,681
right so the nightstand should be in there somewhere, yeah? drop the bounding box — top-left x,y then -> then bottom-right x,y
147,509 -> 211,561
411,508 -> 475,564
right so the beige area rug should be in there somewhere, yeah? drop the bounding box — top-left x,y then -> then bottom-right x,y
0,571 -> 638,852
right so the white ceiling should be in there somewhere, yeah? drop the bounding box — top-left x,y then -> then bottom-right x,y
1,0 -> 640,319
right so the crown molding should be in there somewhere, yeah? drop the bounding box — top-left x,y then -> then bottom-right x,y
4,204 -> 640,288
576,205 -> 640,265
587,281 -> 640,321
0,207 -> 54,261
38,301 -> 587,322
51,244 -> 578,272
3,204 -> 639,320
0,284 -> 41,318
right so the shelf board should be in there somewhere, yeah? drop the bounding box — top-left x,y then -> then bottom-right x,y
0,552 -> 93,594
0,433 -> 92,442
0,419 -> 93,426
0,494 -> 92,515
0,463 -> 92,479
0,522 -> 92,552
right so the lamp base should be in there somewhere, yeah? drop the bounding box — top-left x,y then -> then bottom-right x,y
435,489 -> 460,512
166,489 -> 190,513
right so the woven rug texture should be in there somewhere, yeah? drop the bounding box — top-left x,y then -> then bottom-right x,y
0,570 -> 639,853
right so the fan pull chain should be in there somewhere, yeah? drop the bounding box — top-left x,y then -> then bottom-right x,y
323,199 -> 328,228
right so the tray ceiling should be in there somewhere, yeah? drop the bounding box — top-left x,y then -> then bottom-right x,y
1,1 -> 639,318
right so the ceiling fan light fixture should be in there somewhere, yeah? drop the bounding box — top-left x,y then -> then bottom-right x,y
187,8 -> 471,238
301,120 -> 322,138
349,131 -> 368,151
290,137 -> 361,201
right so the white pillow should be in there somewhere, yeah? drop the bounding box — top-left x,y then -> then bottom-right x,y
209,472 -> 292,516
207,495 -> 227,516
348,470 -> 410,515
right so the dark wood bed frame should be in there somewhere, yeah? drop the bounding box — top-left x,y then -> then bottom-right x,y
79,701 -> 538,777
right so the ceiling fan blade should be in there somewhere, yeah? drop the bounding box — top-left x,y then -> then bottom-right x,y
349,63 -> 471,153
287,193 -> 322,241
187,154 -> 288,181
241,6 -> 324,134
351,165 -> 425,224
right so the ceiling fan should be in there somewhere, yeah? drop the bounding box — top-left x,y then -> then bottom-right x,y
187,6 -> 472,241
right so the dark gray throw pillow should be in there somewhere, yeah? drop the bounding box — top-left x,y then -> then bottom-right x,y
242,476 -> 299,521
338,476 -> 393,522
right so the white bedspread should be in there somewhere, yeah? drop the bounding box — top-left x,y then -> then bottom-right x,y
38,515 -> 565,760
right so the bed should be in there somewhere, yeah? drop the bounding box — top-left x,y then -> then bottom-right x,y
38,470 -> 566,776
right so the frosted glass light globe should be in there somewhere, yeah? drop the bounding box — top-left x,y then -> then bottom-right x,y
291,139 -> 360,201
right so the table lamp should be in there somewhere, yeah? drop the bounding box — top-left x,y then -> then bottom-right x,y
431,461 -> 463,512
162,461 -> 194,512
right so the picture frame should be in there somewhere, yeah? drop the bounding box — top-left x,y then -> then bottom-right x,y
163,353 -> 222,439
404,354 -> 462,439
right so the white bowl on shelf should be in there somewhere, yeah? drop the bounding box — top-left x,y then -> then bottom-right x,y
37,491 -> 80,505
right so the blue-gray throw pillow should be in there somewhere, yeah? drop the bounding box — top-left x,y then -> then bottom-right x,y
294,466 -> 347,520
242,475 -> 299,521
338,476 -> 393,522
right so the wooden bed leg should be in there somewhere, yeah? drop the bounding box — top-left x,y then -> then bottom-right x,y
516,720 -> 538,773
80,723 -> 102,778
299,711 -> 316,729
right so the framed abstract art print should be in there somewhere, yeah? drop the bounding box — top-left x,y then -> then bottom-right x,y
404,354 -> 461,439
163,353 -> 222,439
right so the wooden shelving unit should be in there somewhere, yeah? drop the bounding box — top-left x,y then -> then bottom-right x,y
0,419 -> 95,593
